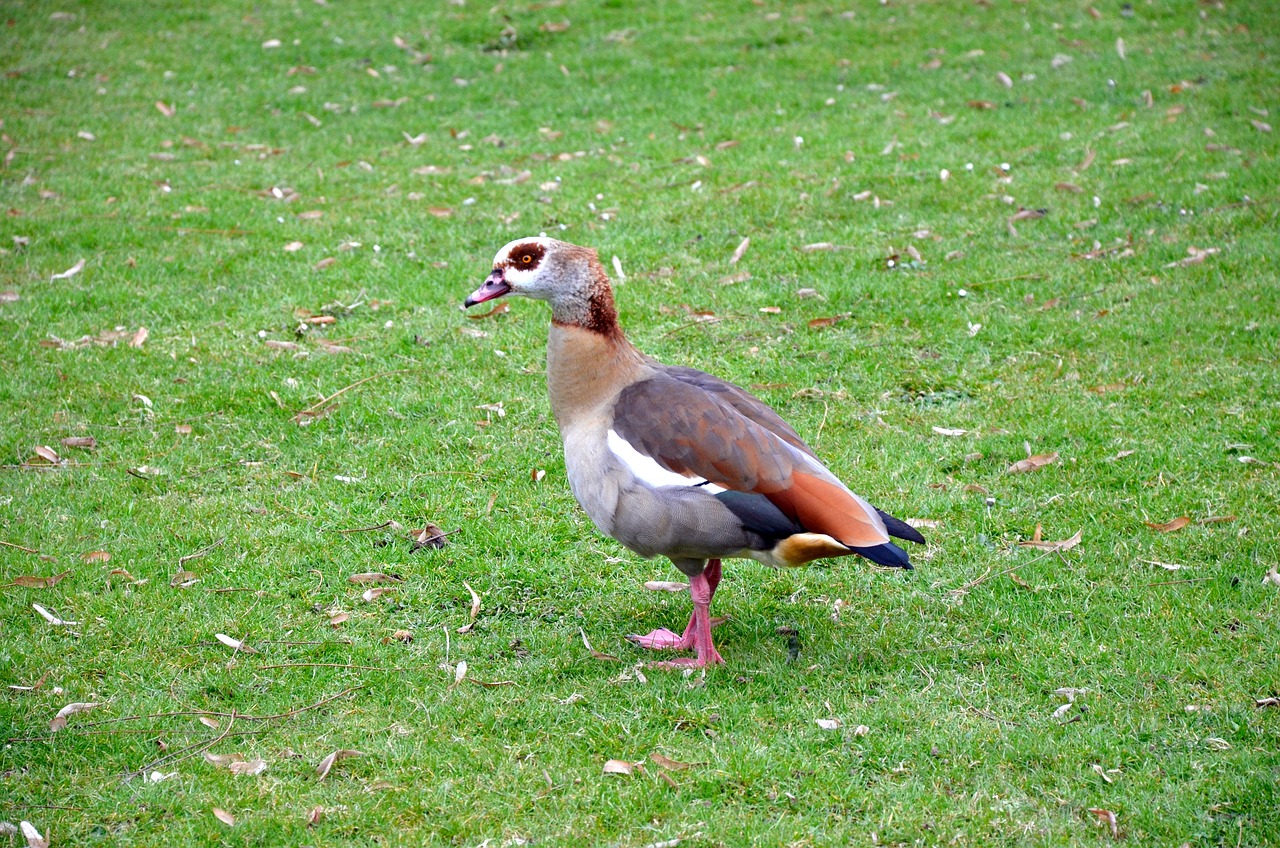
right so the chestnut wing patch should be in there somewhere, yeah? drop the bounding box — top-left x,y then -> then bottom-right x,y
611,373 -> 796,494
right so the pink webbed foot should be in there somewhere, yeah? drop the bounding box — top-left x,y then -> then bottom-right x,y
626,627 -> 691,651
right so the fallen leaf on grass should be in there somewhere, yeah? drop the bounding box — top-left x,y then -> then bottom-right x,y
1146,516 -> 1190,533
644,580 -> 688,592
729,237 -> 750,264
81,550 -> 110,563
603,759 -> 635,775
1087,808 -> 1118,837
60,436 -> 97,450
155,101 -> 175,117
306,805 -> 324,826
1263,567 -> 1280,588
808,314 -> 849,330
411,523 -> 450,550
348,572 -> 404,585
32,603 -> 77,627
212,808 -> 235,827
32,445 -> 60,464
20,822 -> 48,848
202,752 -> 244,767
580,628 -> 621,662
49,258 -> 85,281
328,612 -> 349,627
170,569 -> 199,588
1018,528 -> 1083,552
361,587 -> 394,602
932,427 -> 967,437
1256,697 -> 1280,708
228,758 -> 267,776
467,301 -> 510,320
649,753 -> 696,771
314,257 -> 336,271
1140,559 -> 1186,571
815,718 -> 840,731
214,633 -> 258,654
1007,452 -> 1058,474
1165,246 -> 1218,268
316,749 -> 363,781
129,327 -> 149,348
148,770 -> 176,782
10,571 -> 70,589
50,701 -> 100,732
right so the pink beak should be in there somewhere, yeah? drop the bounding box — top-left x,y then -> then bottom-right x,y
465,270 -> 511,308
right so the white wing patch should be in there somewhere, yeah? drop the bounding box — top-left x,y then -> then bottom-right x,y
606,430 -> 725,494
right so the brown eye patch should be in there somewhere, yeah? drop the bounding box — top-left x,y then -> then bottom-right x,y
506,241 -> 546,270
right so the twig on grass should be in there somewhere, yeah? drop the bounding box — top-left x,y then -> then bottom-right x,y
259,663 -> 410,672
293,368 -> 413,423
956,682 -> 1019,727
1,540 -> 40,554
178,536 -> 225,566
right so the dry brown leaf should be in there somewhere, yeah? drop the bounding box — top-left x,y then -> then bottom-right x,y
50,701 -> 100,732
202,752 -> 245,767
170,569 -> 199,588
283,241 -> 304,252
1007,452 -> 1059,474
602,759 -> 635,775
815,718 -> 841,730
410,523 -> 450,550
1197,515 -> 1236,525
456,582 -> 482,634
1146,516 -> 1191,533
361,587 -> 394,602
967,100 -> 997,110
81,550 -> 110,563
469,678 -> 517,688
531,468 -> 547,482
580,627 -> 621,662
228,758 -> 267,776
264,339 -> 299,351
129,326 -> 149,348
20,822 -> 47,848
214,633 -> 258,654
313,257 -> 336,270
60,436 -> 97,450
348,572 -> 404,584
1055,182 -> 1084,193
198,715 -> 220,729
0,289 -> 18,302
33,445 -> 60,463
730,237 -> 750,264
155,101 -> 175,117
467,301 -> 510,320
1088,808 -> 1119,838
297,210 -> 324,220
212,808 -> 235,827
798,242 -> 835,252
427,206 -> 453,218
808,314 -> 849,330
1010,207 -> 1046,222
328,612 -> 349,627
306,805 -> 324,826
10,571 -> 69,589
1018,529 -> 1083,552
316,749 -> 363,781
649,753 -> 696,771
450,660 -> 468,689
758,305 -> 780,314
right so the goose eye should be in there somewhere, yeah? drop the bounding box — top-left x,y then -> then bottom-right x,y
520,254 -> 533,264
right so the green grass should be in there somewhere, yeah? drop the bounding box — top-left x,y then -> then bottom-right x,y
2,0 -> 1278,844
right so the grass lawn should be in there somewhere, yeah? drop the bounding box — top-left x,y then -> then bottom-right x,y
2,0 -> 1278,844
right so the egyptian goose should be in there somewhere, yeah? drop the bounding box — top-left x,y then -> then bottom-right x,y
465,237 -> 924,667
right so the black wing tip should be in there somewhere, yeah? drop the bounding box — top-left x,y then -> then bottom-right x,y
877,509 -> 927,545
852,541 -> 913,569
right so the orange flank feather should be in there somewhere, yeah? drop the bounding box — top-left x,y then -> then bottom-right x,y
767,472 -> 890,549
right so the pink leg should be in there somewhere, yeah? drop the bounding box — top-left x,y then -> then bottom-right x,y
628,560 -> 725,667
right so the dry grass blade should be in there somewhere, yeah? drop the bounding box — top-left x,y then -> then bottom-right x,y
316,749 -> 364,780
649,753 -> 696,771
467,301 -> 510,320
579,627 -> 621,662
1018,529 -> 1082,552
456,582 -> 481,633
32,603 -> 78,627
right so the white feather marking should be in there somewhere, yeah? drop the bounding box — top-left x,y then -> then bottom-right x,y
606,430 -> 725,494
